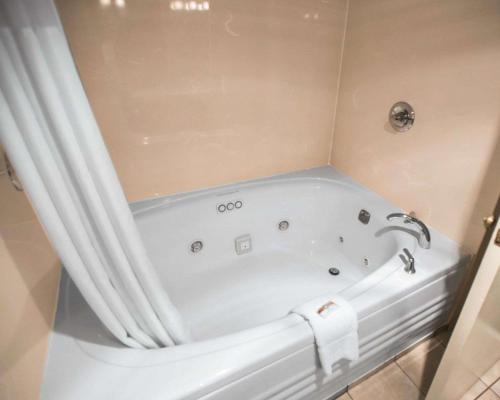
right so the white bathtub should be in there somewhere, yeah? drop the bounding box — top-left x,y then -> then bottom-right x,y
42,167 -> 467,400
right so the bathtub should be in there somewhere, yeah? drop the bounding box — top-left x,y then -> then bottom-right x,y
42,166 -> 467,400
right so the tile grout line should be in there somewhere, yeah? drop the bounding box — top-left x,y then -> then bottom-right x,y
394,360 -> 427,398
479,372 -> 500,393
347,334 -> 449,400
473,377 -> 500,400
327,0 -> 350,166
490,377 -> 500,389
472,385 -> 490,400
396,339 -> 448,398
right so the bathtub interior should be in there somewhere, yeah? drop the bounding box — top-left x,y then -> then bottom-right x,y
134,178 -> 411,341
43,168 -> 465,400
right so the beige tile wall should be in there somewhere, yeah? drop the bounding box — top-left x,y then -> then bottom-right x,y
0,156 -> 61,400
330,0 -> 500,251
4,1 -> 500,398
56,0 -> 348,201
59,0 -> 500,250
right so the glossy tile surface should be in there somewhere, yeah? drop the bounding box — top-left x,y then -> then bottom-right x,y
477,389 -> 500,400
56,0 -> 348,201
348,362 -> 423,400
482,360 -> 500,387
396,337 -> 445,394
331,0 -> 500,250
0,155 -> 61,400
491,379 -> 500,397
460,380 -> 489,400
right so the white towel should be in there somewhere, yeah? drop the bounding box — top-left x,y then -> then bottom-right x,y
292,295 -> 359,375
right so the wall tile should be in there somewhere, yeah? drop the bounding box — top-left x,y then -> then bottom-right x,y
56,0 -> 348,200
0,174 -> 60,400
330,0 -> 500,250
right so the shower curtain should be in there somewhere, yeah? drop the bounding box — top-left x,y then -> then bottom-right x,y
0,0 -> 190,348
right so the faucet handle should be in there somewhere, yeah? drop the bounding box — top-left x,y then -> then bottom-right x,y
401,248 -> 416,274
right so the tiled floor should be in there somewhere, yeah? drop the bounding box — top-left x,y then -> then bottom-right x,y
452,359 -> 500,400
336,330 -> 500,400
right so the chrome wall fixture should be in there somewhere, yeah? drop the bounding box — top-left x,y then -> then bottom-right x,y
389,101 -> 415,132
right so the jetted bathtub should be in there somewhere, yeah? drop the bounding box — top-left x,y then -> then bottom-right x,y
42,167 -> 467,400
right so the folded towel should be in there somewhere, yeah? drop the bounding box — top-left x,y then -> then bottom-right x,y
291,295 -> 359,375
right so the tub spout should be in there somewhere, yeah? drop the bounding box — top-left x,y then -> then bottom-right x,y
386,213 -> 431,249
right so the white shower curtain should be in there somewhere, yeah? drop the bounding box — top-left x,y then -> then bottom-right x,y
0,0 -> 190,348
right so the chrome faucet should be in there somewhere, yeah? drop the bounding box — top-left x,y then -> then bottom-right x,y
401,248 -> 416,274
386,213 -> 431,249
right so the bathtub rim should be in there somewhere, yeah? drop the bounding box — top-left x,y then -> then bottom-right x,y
53,166 -> 464,368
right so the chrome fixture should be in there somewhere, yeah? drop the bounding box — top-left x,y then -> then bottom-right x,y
363,257 -> 369,266
328,267 -> 340,276
217,200 -> 243,213
190,240 -> 203,253
358,209 -> 371,224
401,248 -> 415,274
2,151 -> 23,191
389,101 -> 415,132
278,220 -> 289,231
386,213 -> 431,249
339,236 -> 344,243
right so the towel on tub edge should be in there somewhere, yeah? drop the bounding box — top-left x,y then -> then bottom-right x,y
291,295 -> 359,375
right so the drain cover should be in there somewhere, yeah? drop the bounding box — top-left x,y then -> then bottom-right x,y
328,267 -> 340,276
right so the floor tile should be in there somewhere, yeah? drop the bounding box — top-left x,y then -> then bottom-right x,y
482,359 -> 500,387
348,362 -> 423,400
491,379 -> 500,397
435,329 -> 451,346
477,389 -> 500,400
396,337 -> 442,360
460,379 -> 489,400
396,338 -> 445,394
335,393 -> 352,400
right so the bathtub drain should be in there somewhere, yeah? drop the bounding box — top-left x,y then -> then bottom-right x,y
328,267 -> 340,276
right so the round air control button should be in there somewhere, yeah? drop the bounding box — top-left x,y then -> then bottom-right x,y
226,202 -> 235,210
217,204 -> 226,213
235,201 -> 243,209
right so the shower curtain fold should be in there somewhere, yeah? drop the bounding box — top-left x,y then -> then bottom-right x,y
0,0 -> 190,348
